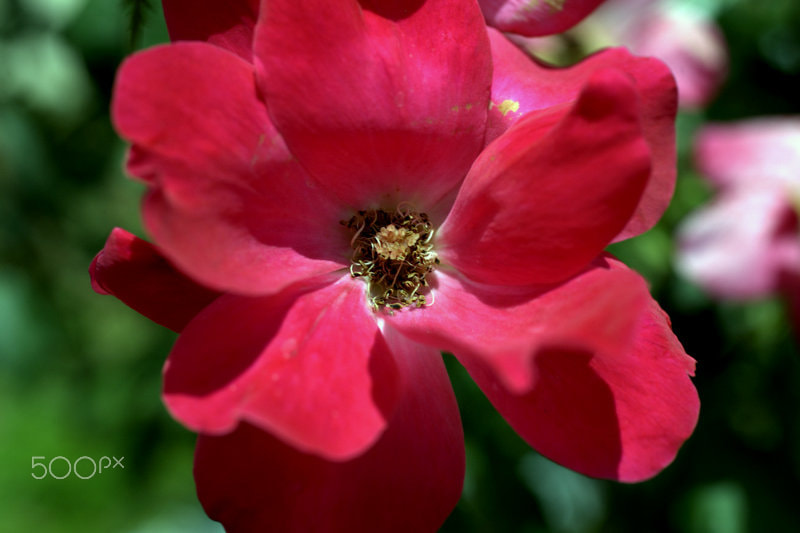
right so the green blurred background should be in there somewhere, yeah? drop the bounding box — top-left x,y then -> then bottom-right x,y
1,0 -> 799,531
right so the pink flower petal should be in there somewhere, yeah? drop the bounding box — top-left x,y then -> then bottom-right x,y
439,68 -> 650,286
487,31 -> 678,240
626,4 -> 727,109
695,119 -> 800,189
479,0 -> 606,37
163,276 -> 401,461
386,255 -> 649,394
112,42 -> 349,296
89,228 -> 220,332
676,185 -> 800,299
162,0 -> 259,60
391,257 -> 696,482
252,0 -> 492,210
459,292 -> 698,482
194,328 -> 463,532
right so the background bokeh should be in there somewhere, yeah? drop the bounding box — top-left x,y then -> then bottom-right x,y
1,0 -> 799,531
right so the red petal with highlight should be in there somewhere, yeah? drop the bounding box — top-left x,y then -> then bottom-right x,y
163,277 -> 400,460
195,328 -> 463,532
487,32 -> 677,240
388,252 -> 697,481
457,260 -> 697,482
440,68 -> 650,286
113,43 -> 348,296
89,228 -> 219,332
386,255 -> 648,394
254,0 -> 492,210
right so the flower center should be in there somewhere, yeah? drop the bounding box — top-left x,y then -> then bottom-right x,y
343,206 -> 438,310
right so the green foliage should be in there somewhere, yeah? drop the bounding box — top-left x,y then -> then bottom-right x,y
122,0 -> 153,50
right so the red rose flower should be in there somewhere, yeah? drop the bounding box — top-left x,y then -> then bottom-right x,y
91,0 -> 699,530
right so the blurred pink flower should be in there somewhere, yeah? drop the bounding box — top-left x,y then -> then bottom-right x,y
677,119 -> 800,299
515,0 -> 728,109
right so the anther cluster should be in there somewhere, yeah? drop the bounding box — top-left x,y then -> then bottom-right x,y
343,206 -> 438,310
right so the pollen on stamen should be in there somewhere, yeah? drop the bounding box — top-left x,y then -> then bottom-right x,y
342,207 -> 439,311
